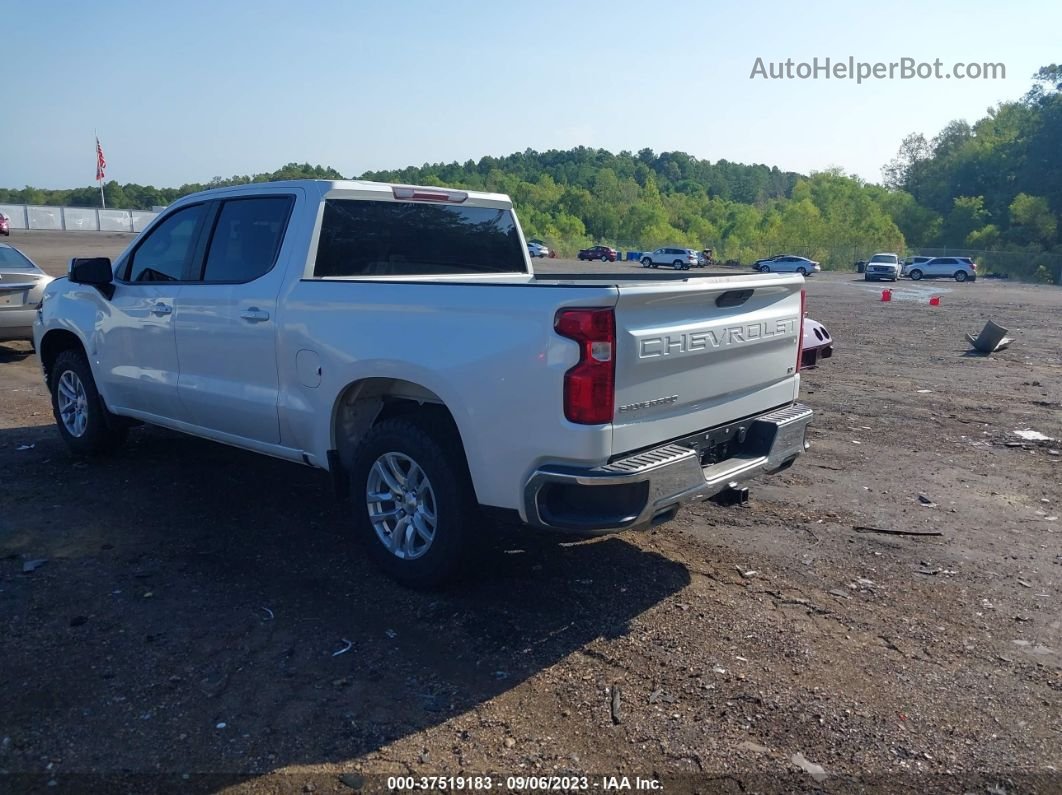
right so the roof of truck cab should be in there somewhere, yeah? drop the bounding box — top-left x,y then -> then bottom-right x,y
172,179 -> 513,208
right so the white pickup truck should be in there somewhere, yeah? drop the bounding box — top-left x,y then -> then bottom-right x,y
34,180 -> 812,586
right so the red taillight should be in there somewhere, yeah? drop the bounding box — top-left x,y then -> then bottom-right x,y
795,288 -> 806,374
555,308 -> 616,425
971,263 -> 977,270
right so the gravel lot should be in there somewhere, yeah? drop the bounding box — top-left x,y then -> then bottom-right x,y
2,231 -> 1060,793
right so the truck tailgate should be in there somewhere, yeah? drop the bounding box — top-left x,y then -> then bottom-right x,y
611,274 -> 804,455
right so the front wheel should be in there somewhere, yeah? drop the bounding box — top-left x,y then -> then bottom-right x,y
641,258 -> 652,268
954,271 -> 968,282
348,417 -> 477,588
601,255 -> 609,262
760,264 -> 771,273
49,349 -> 128,455
909,269 -> 923,281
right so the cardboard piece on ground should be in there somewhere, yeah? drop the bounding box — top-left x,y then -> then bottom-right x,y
966,320 -> 1013,353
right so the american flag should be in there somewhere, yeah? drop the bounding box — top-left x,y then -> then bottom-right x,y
96,137 -> 106,181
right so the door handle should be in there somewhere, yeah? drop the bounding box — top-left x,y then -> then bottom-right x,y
240,307 -> 270,322
150,302 -> 172,316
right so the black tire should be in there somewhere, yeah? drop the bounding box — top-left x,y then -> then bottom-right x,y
864,275 -> 872,281
760,264 -> 771,273
955,271 -> 968,282
797,267 -> 807,276
641,257 -> 652,268
909,269 -> 923,281
672,260 -> 683,270
49,349 -> 127,455
348,416 -> 478,588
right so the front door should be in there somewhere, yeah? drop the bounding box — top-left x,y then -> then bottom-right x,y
97,202 -> 208,420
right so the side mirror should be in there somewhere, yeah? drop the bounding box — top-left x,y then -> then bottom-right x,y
69,257 -> 115,300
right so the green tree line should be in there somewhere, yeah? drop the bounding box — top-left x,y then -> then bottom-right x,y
3,66 -> 1059,280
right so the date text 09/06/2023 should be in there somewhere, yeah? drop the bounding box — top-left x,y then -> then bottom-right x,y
386,775 -> 663,791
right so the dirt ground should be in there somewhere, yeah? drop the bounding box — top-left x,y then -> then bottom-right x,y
1,231 -> 1060,794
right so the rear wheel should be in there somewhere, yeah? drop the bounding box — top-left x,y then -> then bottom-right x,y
672,260 -> 683,270
600,255 -> 609,262
348,416 -> 477,588
797,266 -> 807,276
954,270 -> 968,282
909,269 -> 923,281
49,349 -> 127,456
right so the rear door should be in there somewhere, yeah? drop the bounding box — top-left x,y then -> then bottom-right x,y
173,193 -> 295,444
611,275 -> 803,454
928,257 -> 953,277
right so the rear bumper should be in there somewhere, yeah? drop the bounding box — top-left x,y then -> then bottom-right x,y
522,403 -> 813,533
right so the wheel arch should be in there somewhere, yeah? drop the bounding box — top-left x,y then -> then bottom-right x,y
39,329 -> 88,390
330,376 -> 476,499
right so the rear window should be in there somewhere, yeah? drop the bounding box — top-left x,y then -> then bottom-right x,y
314,199 -> 527,277
0,247 -> 37,270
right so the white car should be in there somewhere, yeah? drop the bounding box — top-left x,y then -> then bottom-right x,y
864,253 -> 900,281
34,179 -> 812,587
753,255 -> 820,275
640,247 -> 699,270
527,241 -> 550,258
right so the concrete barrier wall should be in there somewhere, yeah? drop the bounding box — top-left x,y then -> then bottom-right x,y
63,207 -> 98,230
27,206 -> 62,230
0,203 -> 158,232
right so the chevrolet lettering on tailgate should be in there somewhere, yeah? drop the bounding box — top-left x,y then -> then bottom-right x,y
639,318 -> 799,358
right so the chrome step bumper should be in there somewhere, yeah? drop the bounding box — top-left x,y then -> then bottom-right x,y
523,403 -> 813,533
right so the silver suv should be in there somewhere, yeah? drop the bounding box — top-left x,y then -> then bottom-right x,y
907,257 -> 977,282
641,247 -> 698,270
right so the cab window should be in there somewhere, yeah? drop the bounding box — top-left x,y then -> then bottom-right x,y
124,204 -> 207,282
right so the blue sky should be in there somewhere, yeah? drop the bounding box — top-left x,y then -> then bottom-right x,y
3,0 -> 1059,189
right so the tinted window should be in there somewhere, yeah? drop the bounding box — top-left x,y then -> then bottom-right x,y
0,247 -> 37,270
200,197 -> 292,283
870,254 -> 896,263
314,200 -> 527,277
125,204 -> 206,282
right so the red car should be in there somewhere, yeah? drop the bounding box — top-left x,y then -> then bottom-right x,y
0,212 -> 10,236
577,245 -> 617,262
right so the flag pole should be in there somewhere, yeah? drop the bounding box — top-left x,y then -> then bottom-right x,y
95,131 -> 106,209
